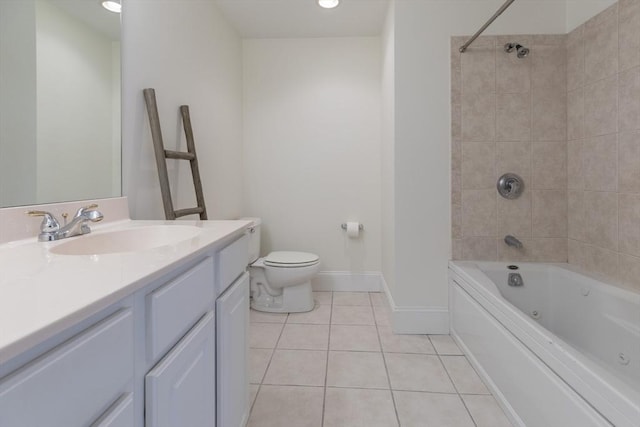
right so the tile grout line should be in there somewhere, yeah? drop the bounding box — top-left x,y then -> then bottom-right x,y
372,292 -> 402,427
434,350 -> 482,427
320,291 -> 333,427
248,312 -> 288,418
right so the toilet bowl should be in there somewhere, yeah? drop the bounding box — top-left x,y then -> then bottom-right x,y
242,218 -> 320,313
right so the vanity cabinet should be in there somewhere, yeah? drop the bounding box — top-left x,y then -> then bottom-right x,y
0,227 -> 249,427
216,272 -> 250,427
145,311 -> 216,427
0,309 -> 134,427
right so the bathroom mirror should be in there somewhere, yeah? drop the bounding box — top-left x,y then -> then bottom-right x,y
0,0 -> 121,208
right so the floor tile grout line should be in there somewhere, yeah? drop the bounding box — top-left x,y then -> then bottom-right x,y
435,351 -> 479,427
372,293 -> 402,427
321,292 -> 334,427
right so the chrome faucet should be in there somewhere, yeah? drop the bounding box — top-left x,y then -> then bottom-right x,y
27,204 -> 103,242
504,235 -> 523,249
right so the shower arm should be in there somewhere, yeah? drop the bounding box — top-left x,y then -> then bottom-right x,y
459,0 -> 516,53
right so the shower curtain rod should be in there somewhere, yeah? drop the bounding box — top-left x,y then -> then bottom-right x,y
459,0 -> 516,53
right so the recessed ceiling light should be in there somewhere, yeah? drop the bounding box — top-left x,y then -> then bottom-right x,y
318,0 -> 339,9
101,0 -> 121,13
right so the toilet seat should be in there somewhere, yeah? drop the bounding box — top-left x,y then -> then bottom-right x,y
264,251 -> 319,268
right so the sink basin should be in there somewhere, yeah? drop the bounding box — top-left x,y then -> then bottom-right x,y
50,225 -> 202,255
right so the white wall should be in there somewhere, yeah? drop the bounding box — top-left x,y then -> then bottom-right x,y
565,0 -> 617,31
389,0 -> 567,331
35,0 -> 115,204
122,0 -> 243,220
243,37 -> 382,272
0,0 -> 37,207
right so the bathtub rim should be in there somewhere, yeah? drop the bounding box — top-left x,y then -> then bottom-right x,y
449,261 -> 640,427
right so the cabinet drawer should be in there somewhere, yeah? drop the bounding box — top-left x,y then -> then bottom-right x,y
91,393 -> 134,427
147,257 -> 214,361
216,234 -> 248,295
0,309 -> 134,427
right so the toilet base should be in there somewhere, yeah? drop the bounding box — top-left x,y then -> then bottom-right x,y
251,281 -> 315,313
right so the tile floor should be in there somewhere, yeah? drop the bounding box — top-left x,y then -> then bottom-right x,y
247,291 -> 514,427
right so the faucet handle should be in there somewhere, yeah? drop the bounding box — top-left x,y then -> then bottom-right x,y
74,203 -> 99,218
26,210 -> 60,232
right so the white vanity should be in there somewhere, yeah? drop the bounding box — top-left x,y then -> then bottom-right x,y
0,203 -> 251,427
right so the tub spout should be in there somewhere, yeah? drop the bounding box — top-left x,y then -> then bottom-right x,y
504,235 -> 523,249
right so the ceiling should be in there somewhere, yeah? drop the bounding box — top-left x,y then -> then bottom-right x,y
214,0 -> 390,38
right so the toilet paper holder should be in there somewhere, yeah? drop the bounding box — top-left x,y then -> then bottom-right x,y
341,223 -> 364,231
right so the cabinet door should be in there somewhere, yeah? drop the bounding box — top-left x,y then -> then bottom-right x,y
216,272 -> 250,427
91,393 -> 134,427
0,309 -> 134,427
145,311 -> 215,427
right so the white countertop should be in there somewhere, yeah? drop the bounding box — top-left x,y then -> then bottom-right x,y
0,219 -> 251,365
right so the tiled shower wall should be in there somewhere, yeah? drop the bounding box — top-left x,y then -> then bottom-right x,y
451,0 -> 640,293
566,1 -> 640,292
451,35 -> 568,262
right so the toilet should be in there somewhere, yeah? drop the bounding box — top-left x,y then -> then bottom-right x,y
244,218 -> 320,313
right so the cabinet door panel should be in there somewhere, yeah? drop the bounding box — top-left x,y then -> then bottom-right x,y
91,393 -> 134,427
0,309 -> 134,427
147,257 -> 215,362
216,234 -> 248,294
217,272 -> 250,427
145,311 -> 215,427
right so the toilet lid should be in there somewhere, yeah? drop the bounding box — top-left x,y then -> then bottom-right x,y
264,251 -> 320,267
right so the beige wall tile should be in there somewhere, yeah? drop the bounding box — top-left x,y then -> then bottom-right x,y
567,25 -> 585,92
568,190 -> 586,241
567,88 -> 584,140
583,243 -> 619,281
532,44 -> 566,92
452,204 -> 462,239
618,0 -> 640,72
462,92 -> 495,142
462,190 -> 496,236
583,191 -> 618,251
568,238 -> 587,268
584,76 -> 618,137
462,143 -> 495,189
618,253 -> 640,292
496,39 -> 531,94
461,237 -> 497,261
496,142 -> 531,179
497,191 -> 532,237
462,43 -> 496,94
618,66 -> 640,131
497,237 -> 530,262
528,238 -> 568,262
532,90 -> 566,141
532,142 -> 567,190
532,190 -> 567,237
532,35 -> 566,46
619,131 -> 640,192
583,134 -> 618,192
496,93 -> 531,141
618,192 -> 640,257
567,139 -> 584,190
584,4 -> 618,83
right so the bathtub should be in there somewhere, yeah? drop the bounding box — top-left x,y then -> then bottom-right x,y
448,261 -> 640,427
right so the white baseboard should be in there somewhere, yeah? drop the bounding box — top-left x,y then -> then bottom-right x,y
311,271 -> 382,292
380,275 -> 450,335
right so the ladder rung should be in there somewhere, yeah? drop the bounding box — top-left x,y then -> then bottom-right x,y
165,150 -> 195,161
174,207 -> 205,218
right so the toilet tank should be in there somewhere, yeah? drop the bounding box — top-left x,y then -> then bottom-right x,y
241,217 -> 261,264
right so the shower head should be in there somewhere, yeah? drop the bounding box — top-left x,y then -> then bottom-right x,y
504,43 -> 529,59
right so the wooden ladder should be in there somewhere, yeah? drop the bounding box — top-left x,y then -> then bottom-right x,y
143,88 -> 208,220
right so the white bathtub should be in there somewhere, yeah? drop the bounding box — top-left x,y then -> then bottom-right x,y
449,261 -> 640,427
